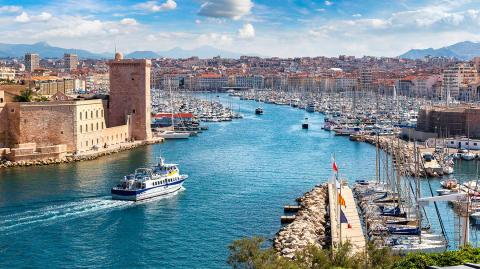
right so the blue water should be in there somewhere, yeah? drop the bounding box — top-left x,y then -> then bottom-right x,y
0,94 -> 476,268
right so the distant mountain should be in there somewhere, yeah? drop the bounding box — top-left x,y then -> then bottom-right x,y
0,42 -> 109,59
126,46 -> 250,59
125,51 -> 161,59
0,42 -> 254,60
400,41 -> 480,60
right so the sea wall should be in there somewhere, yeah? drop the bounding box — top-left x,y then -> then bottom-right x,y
0,139 -> 163,169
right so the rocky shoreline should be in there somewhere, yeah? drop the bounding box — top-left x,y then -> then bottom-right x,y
273,184 -> 330,259
0,140 -> 162,169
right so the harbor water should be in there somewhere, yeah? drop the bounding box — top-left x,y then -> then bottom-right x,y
0,94 -> 477,268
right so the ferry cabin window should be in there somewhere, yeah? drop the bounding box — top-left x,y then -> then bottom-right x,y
475,143 -> 478,146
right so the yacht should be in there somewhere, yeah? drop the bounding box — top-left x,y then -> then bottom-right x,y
305,103 -> 315,113
157,130 -> 190,139
111,157 -> 188,201
302,117 -> 309,129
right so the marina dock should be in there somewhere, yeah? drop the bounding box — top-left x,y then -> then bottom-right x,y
328,182 -> 366,253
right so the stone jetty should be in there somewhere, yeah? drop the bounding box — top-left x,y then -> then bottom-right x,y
274,184 -> 329,259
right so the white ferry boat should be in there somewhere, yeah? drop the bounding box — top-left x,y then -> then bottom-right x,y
111,157 -> 188,201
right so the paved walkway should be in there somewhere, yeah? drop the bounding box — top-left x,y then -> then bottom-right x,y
328,182 -> 366,254
76,138 -> 164,157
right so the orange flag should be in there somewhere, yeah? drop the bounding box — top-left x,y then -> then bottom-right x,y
338,193 -> 346,208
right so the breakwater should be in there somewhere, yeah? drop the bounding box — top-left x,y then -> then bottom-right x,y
274,184 -> 329,259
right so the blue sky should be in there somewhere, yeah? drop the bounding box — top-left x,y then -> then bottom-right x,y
0,0 -> 479,57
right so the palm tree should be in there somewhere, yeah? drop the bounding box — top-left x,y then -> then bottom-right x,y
14,89 -> 35,102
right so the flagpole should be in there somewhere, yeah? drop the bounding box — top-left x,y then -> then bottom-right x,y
334,153 -> 342,246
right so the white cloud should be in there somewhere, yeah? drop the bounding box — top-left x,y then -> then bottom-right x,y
146,34 -> 157,41
324,1 -> 333,6
197,33 -> 233,45
0,5 -> 21,13
352,14 -> 362,18
237,23 -> 255,39
198,0 -> 253,20
36,12 -> 52,22
120,18 -> 138,26
135,0 -> 177,12
14,11 -> 52,23
14,12 -> 30,23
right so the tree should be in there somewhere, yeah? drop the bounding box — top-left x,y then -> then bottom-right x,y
14,89 -> 35,102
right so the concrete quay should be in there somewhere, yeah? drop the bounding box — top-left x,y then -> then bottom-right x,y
328,182 -> 366,254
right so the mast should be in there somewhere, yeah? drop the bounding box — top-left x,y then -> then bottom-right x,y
169,78 -> 175,131
414,142 -> 422,244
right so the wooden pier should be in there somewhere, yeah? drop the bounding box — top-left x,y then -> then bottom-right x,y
328,182 -> 366,254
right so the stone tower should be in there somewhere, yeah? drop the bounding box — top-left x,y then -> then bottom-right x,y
107,52 -> 152,141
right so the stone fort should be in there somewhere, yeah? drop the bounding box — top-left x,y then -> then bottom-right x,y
0,52 -> 153,161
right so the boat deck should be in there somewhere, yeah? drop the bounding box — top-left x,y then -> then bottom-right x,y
328,182 -> 366,253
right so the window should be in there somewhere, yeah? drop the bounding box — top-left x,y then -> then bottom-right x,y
96,110 -> 99,118
475,143 -> 478,146
101,110 -> 104,117
132,109 -> 136,114
0,98 -> 3,103
80,112 -> 82,120
91,123 -> 93,131
96,122 -> 98,130
451,141 -> 454,144
61,131 -> 64,134
85,111 -> 87,119
80,125 -> 82,133
102,122 -> 104,129
91,111 -> 93,118
466,142 -> 469,145
86,124 -> 88,132
86,140 -> 88,146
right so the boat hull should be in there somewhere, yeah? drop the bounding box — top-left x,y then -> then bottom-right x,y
111,180 -> 185,201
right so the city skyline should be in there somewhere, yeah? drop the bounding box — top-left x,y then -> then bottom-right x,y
1,0 -> 480,58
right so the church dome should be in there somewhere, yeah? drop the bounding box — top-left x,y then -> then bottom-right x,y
114,52 -> 123,60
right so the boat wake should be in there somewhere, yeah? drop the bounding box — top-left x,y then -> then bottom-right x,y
0,187 -> 186,235
0,197 -> 132,234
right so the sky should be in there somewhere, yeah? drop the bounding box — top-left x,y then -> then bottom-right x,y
0,0 -> 479,57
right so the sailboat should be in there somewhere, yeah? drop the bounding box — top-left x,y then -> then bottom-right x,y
462,121 -> 475,160
157,79 -> 190,140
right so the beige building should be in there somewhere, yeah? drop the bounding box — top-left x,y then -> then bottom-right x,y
27,76 -> 75,95
0,51 -> 153,161
64,53 -> 78,72
442,63 -> 478,100
0,67 -> 16,81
